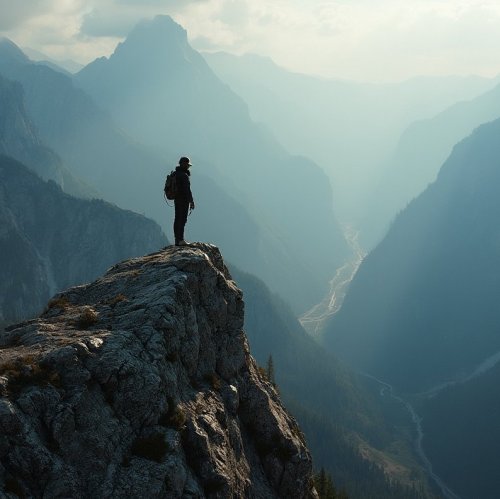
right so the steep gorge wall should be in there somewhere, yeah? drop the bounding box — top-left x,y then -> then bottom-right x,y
0,156 -> 167,325
0,244 -> 316,498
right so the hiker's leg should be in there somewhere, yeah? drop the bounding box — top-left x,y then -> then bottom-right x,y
174,200 -> 189,243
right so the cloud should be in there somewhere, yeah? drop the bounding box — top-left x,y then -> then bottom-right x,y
79,0 -> 210,38
0,0 -> 56,30
180,0 -> 500,81
115,0 -> 207,5
1,0 -> 500,80
81,8 -> 140,38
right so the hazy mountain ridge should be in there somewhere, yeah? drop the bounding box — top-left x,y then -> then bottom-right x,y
204,51 -> 499,225
321,114 -> 500,498
0,70 -> 89,198
0,155 -> 167,326
324,115 -> 500,392
75,15 -> 350,312
362,79 -> 500,247
0,37 -> 305,313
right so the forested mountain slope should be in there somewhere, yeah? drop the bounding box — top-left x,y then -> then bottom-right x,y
233,268 -> 434,498
362,81 -> 500,247
325,117 -> 500,392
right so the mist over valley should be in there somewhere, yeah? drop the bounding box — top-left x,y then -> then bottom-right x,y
2,5 -> 500,498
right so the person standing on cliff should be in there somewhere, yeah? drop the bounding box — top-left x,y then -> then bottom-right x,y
173,156 -> 195,246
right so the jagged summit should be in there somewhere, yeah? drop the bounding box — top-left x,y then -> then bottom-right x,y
79,14 -> 194,78
124,15 -> 188,47
0,38 -> 29,67
0,243 -> 316,498
0,37 -> 31,70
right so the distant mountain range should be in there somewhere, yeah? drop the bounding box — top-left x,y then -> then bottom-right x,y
325,115 -> 500,392
22,45 -> 83,74
0,69 -> 88,198
0,27 -> 348,312
362,79 -> 500,248
74,15 -> 350,312
205,51 -> 499,225
323,112 -> 500,499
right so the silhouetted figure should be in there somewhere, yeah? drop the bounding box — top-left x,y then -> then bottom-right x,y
173,156 -> 195,246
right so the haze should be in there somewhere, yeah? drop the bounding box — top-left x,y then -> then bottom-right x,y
4,1 -> 500,497
2,0 -> 500,82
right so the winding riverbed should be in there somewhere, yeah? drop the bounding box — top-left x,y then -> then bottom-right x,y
299,225 -> 365,337
362,373 -> 461,499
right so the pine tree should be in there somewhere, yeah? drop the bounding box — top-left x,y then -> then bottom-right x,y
266,354 -> 276,386
314,468 -> 348,498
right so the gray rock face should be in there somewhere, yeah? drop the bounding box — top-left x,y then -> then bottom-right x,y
0,243 -> 316,498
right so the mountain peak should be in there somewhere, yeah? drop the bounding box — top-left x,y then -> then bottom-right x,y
113,15 -> 189,60
0,37 -> 29,66
0,243 -> 316,497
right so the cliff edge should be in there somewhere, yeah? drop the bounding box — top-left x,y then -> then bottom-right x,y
0,243 -> 316,498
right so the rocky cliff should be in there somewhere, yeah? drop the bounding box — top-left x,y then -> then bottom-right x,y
0,243 -> 316,498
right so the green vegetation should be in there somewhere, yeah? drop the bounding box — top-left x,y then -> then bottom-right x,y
420,361 -> 500,499
289,402 -> 430,499
314,468 -> 348,499
266,355 -> 276,387
233,266 -> 434,498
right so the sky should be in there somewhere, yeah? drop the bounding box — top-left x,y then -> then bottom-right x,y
1,0 -> 500,82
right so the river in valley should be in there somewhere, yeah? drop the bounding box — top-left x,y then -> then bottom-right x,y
300,226 -> 462,498
299,225 -> 365,338
362,374 -> 461,499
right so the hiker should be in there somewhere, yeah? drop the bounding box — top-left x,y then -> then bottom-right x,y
173,156 -> 195,246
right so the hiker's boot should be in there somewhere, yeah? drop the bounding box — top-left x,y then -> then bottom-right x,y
176,240 -> 189,246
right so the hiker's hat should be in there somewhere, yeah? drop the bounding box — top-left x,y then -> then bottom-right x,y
179,156 -> 192,166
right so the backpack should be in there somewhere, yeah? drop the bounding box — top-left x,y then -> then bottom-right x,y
164,170 -> 177,200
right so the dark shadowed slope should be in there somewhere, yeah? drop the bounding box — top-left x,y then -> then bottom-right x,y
0,155 -> 166,325
362,81 -> 500,248
325,117 -> 500,393
232,267 -> 435,498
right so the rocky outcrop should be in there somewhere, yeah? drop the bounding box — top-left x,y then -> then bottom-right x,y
0,243 -> 316,498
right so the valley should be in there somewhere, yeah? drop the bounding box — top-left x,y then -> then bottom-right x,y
2,8 -> 500,498
364,374 -> 461,499
300,226 -> 366,338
